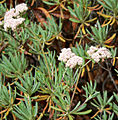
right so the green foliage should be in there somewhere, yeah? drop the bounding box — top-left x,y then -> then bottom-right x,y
26,16 -> 62,54
51,90 -> 92,119
13,97 -> 38,120
0,0 -> 118,120
0,3 -> 7,17
68,0 -> 90,23
0,83 -> 16,108
15,73 -> 40,97
82,81 -> 100,101
14,27 -> 29,44
94,111 -> 114,120
43,0 -> 60,5
91,91 -> 113,110
86,21 -> 109,45
0,51 -> 27,78
112,93 -> 118,114
98,0 -> 118,17
72,43 -> 89,64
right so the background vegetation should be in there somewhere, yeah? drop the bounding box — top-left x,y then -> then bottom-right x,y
0,0 -> 118,119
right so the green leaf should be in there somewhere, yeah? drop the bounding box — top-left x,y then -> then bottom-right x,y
73,109 -> 92,115
43,1 -> 56,5
68,114 -> 73,120
50,106 -> 65,112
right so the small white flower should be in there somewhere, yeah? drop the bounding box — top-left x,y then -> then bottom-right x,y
106,51 -> 112,58
4,8 -> 15,20
97,47 -> 111,58
4,17 -> 25,31
58,48 -> 73,62
66,56 -> 83,68
3,3 -> 28,31
70,53 -> 76,57
87,46 -> 98,57
15,3 -> 28,16
58,48 -> 83,68
91,52 -> 100,63
61,48 -> 71,53
87,46 -> 112,63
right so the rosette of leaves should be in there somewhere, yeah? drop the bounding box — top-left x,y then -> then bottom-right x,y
15,72 -> 40,98
82,81 -> 100,101
51,80 -> 100,120
0,51 -> 27,78
0,83 -> 16,119
51,90 -> 92,120
42,0 -> 68,19
82,81 -> 117,119
68,0 -> 97,38
90,91 -> 113,119
25,16 -> 62,54
86,21 -> 116,46
13,97 -> 38,120
97,0 -> 118,26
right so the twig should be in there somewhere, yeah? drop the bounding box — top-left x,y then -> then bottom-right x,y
70,68 -> 82,109
99,61 -> 118,92
70,60 -> 91,109
106,60 -> 118,92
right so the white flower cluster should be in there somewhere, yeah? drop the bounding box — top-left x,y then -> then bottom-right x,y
4,3 -> 28,31
58,48 -> 83,68
66,56 -> 83,68
15,3 -> 28,16
87,46 -> 112,63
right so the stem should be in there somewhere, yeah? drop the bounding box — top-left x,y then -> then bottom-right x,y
25,26 -> 52,79
70,68 -> 82,108
106,61 -> 118,92
71,98 -> 88,113
61,67 -> 67,81
99,61 -> 118,92
70,60 -> 91,109
41,48 -> 51,80
37,100 -> 49,120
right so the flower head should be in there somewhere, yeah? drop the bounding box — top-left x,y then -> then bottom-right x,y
91,52 -> 100,63
15,3 -> 28,16
87,46 -> 98,57
87,46 -> 112,63
66,56 -> 83,68
58,48 -> 83,68
4,8 -> 15,20
97,47 -> 111,58
3,3 -> 28,31
58,48 -> 74,62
